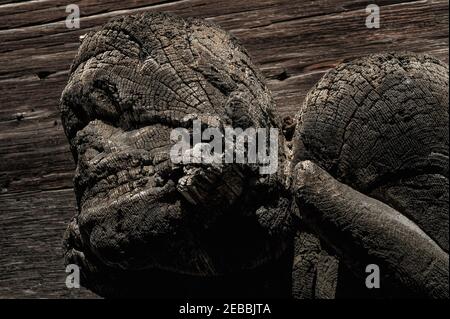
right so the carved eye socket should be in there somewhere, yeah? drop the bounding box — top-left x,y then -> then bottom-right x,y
89,80 -> 121,122
60,71 -> 128,143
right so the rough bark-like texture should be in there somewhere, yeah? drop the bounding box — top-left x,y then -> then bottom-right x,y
59,12 -> 449,298
1,0 -> 448,299
60,12 -> 290,297
293,160 -> 449,298
291,53 -> 449,298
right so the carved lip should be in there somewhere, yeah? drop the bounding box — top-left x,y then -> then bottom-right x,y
79,178 -> 177,231
75,146 -> 174,210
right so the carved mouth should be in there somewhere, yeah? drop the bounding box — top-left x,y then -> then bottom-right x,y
75,149 -> 168,208
71,119 -> 181,208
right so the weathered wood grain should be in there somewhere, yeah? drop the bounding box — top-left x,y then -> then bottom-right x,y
0,0 -> 448,298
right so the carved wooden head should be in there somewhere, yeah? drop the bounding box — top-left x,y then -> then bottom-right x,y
60,12 -> 291,295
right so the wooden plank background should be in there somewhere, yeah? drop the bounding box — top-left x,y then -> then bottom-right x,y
0,0 -> 448,298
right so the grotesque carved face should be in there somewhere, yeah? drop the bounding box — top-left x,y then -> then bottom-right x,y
60,12 -> 290,294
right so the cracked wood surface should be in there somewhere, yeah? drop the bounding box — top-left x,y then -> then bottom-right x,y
0,0 -> 448,298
